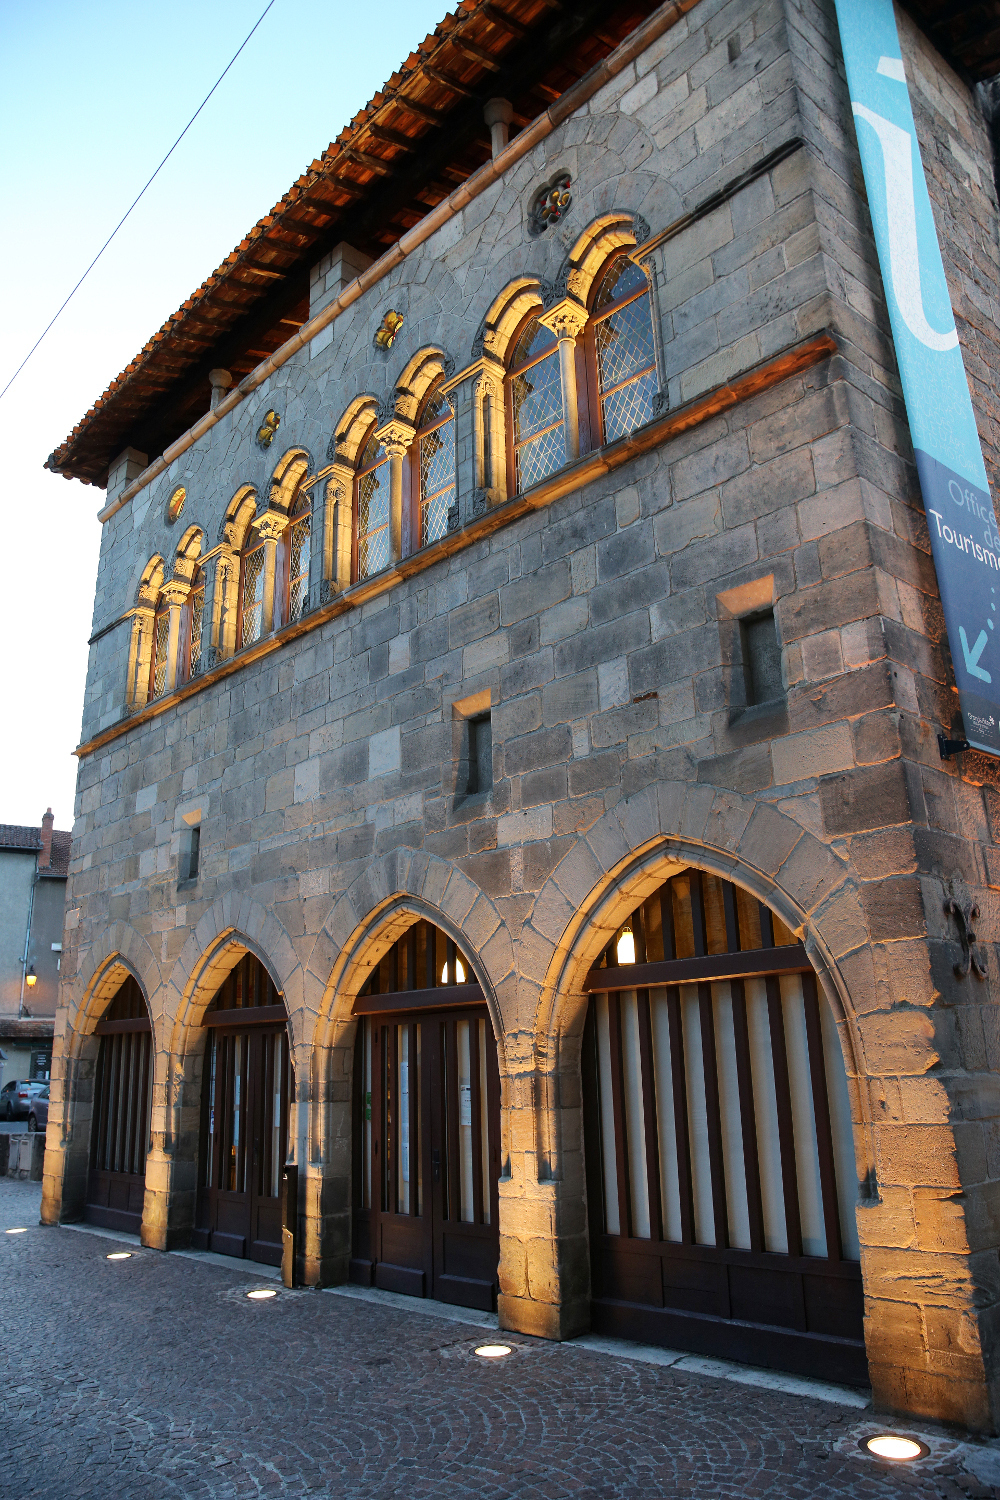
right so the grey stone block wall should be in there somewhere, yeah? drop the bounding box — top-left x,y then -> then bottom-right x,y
49,0 -> 1000,1432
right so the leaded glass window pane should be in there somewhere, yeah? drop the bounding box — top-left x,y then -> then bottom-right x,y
189,585 -> 204,671
240,544 -> 266,647
287,514 -> 311,622
593,257 -> 657,445
510,317 -> 564,494
150,611 -> 169,698
419,392 -> 455,548
357,437 -> 390,580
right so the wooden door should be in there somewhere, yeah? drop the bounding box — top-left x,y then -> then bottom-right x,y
350,922 -> 501,1311
85,977 -> 152,1233
194,1025 -> 290,1264
583,871 -> 867,1386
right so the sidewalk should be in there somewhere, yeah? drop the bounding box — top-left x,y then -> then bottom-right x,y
2,1177 -> 998,1499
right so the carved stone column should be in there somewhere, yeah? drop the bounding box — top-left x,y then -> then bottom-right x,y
372,418 -> 414,564
539,298 -> 589,461
159,579 -> 190,692
126,604 -> 154,711
444,358 -> 504,527
252,510 -> 290,634
326,462 -> 355,593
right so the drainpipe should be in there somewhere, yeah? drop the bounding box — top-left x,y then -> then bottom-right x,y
18,856 -> 36,1020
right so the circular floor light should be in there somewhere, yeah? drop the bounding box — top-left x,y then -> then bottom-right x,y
106,1251 -> 133,1261
246,1287 -> 278,1300
864,1435 -> 927,1462
475,1344 -> 512,1359
5,1227 -> 29,1235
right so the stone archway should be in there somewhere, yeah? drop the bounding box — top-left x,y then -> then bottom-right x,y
145,896 -> 303,1252
41,926 -> 161,1229
490,782 -> 875,1343
301,846 -> 515,1287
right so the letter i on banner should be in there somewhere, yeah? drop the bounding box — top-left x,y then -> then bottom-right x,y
834,0 -> 1000,753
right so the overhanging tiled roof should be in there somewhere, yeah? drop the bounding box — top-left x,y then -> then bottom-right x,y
47,0 -> 1000,491
47,0 -> 658,488
0,826 -> 41,852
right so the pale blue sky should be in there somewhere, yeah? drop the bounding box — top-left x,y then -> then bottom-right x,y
0,0 -> 447,827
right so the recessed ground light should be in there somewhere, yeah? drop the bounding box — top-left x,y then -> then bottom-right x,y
864,1435 -> 927,1461
246,1287 -> 278,1300
106,1252 -> 133,1261
475,1344 -> 512,1358
5,1228 -> 29,1235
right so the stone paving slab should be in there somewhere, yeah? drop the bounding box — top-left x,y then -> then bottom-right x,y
3,1178 -> 1000,1500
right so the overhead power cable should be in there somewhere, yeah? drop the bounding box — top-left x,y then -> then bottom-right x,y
0,0 -> 278,407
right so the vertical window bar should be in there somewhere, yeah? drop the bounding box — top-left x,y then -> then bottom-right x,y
636,989 -> 663,1243
407,928 -> 417,990
688,871 -> 708,958
469,1015 -> 485,1225
107,1034 -> 124,1175
801,972 -> 844,1263
409,1022 -> 420,1218
445,1018 -> 462,1222
660,883 -> 677,961
667,986 -> 696,1244
722,882 -> 741,954
758,902 -> 775,949
698,982 -> 730,1254
387,1023 -> 399,1214
729,978 -> 766,1254
765,974 -> 803,1258
633,905 -> 648,963
607,992 -> 633,1238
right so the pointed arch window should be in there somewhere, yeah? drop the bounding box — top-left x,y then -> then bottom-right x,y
185,565 -> 205,680
148,597 -> 170,699
239,530 -> 266,648
416,389 -> 455,547
355,429 -> 391,580
285,494 -> 311,624
507,316 -> 565,493
589,256 -> 657,444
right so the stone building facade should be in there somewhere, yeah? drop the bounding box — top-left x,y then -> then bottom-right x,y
41,0 -> 1000,1433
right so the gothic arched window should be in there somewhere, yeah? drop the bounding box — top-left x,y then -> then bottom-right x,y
285,493 -> 311,623
355,429 -> 391,579
148,596 -> 169,699
415,389 -> 455,547
506,316 -> 565,493
184,565 -> 204,680
239,529 -> 266,648
588,256 -> 657,445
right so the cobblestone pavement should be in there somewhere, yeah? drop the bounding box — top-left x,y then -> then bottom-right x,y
4,1180 -> 1000,1500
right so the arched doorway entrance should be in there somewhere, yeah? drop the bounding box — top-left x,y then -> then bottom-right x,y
582,868 -> 865,1384
84,974 -> 152,1233
350,919 -> 501,1311
192,953 -> 292,1265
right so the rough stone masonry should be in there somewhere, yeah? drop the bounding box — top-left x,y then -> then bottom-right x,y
40,0 -> 1000,1434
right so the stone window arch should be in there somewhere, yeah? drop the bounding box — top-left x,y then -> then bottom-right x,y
354,423 -> 391,580
125,555 -> 165,711
506,312 -> 566,492
586,252 -> 658,445
413,384 -> 455,547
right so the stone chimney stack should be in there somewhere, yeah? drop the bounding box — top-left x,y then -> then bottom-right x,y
39,808 -> 54,870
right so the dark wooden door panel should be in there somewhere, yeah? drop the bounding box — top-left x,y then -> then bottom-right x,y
352,933 -> 500,1313
195,996 -> 291,1265
583,871 -> 868,1385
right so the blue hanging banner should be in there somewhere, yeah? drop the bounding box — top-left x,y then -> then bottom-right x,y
833,0 -> 1000,754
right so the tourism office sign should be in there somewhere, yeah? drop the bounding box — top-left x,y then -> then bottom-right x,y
835,0 -> 1000,755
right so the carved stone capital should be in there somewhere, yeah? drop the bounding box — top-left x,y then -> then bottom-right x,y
252,509 -> 290,542
373,416 -> 416,459
160,578 -> 191,608
538,296 -> 588,342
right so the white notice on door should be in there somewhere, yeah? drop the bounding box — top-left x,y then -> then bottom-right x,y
460,1082 -> 472,1127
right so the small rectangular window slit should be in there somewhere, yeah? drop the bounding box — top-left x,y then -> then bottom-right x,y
740,608 -> 783,706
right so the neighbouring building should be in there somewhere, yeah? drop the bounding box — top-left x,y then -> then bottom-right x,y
39,0 -> 1000,1433
0,811 -> 71,1090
